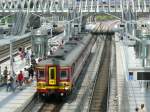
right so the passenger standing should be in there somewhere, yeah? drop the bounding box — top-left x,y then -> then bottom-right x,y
6,73 -> 14,92
25,51 -> 30,65
17,71 -> 24,89
62,39 -> 64,45
31,58 -> 36,68
50,49 -> 53,55
3,66 -> 8,84
28,65 -> 34,79
23,68 -> 29,85
30,51 -> 35,60
38,57 -> 42,63
139,104 -> 145,112
18,47 -> 25,60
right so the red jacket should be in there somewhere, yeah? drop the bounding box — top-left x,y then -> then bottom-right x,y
17,73 -> 24,81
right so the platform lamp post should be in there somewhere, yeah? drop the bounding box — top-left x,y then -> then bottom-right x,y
51,26 -> 53,38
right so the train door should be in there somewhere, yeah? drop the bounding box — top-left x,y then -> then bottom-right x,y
48,67 -> 56,85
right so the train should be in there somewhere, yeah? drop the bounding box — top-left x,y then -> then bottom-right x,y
35,33 -> 96,97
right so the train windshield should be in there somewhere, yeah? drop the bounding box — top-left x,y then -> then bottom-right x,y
60,71 -> 68,80
38,70 -> 45,79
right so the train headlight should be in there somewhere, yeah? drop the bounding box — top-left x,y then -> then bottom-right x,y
60,93 -> 64,96
64,86 -> 69,90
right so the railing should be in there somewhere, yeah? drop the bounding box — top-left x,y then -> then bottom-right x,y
0,0 -> 150,13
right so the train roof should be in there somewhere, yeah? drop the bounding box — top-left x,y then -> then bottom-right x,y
37,33 -> 92,66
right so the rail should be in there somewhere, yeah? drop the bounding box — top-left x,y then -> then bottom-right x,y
0,39 -> 31,64
90,38 -> 111,111
87,38 -> 107,112
106,40 -> 113,112
82,37 -> 104,112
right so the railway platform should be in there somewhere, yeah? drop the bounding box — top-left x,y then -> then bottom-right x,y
0,51 -> 36,112
116,37 -> 150,112
0,33 -> 31,46
0,32 -> 66,112
0,83 -> 36,112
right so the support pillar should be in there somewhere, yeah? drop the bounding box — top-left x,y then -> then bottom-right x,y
79,12 -> 82,32
121,0 -> 124,22
137,0 -> 140,11
108,0 -> 110,12
68,21 -> 71,39
143,0 -> 146,12
91,0 -> 94,11
64,21 -> 68,37
10,40 -> 14,77
96,0 -> 99,12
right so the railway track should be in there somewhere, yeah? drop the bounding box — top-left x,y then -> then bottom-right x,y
89,35 -> 112,112
0,31 -> 63,64
38,102 -> 63,112
36,37 -> 97,112
0,37 -> 31,64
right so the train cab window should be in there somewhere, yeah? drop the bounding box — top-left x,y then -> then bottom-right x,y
50,69 -> 54,79
38,70 -> 45,79
60,71 -> 68,79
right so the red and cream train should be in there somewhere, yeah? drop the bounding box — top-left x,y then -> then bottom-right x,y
35,33 -> 96,97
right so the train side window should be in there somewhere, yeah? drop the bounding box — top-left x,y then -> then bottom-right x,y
38,70 -> 44,78
60,71 -> 68,79
72,63 -> 75,74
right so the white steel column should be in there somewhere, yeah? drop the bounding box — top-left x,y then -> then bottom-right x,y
79,1 -> 82,12
115,0 -> 117,12
108,0 -> 110,12
79,11 -> 82,32
96,0 -> 99,12
138,0 -> 141,11
85,0 -> 88,11
0,1 -> 2,10
121,0 -> 124,21
90,0 -> 94,11
68,21 -> 71,39
62,0 -> 64,11
131,0 -> 135,12
143,0 -> 146,12
10,40 -> 14,77
50,0 -> 53,11
126,0 -> 129,11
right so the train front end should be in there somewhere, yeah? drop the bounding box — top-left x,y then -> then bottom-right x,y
36,64 -> 72,97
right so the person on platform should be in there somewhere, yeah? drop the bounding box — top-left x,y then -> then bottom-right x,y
17,71 -> 24,89
3,66 -> 8,84
6,73 -> 14,92
23,68 -> 29,85
18,47 -> 25,60
139,104 -> 145,112
25,51 -> 30,65
28,65 -> 34,79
